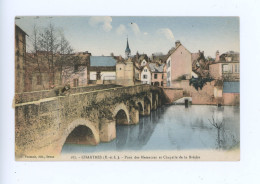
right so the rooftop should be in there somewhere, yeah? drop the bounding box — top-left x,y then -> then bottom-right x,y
90,56 -> 117,67
149,63 -> 165,73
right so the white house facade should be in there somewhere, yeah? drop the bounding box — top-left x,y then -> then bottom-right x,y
141,66 -> 151,84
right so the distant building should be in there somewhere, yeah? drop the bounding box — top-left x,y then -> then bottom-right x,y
15,25 -> 27,93
89,56 -> 117,84
149,63 -> 165,87
140,59 -> 147,66
166,40 -> 192,87
209,51 -> 240,80
62,52 -> 90,87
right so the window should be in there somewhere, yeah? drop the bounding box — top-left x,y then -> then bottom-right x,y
235,64 -> 239,73
96,71 -> 101,80
222,64 -> 232,73
143,74 -> 147,79
144,69 -> 147,72
167,60 -> 170,68
37,75 -> 42,85
161,81 -> 164,86
74,65 -> 78,72
154,74 -> 157,79
73,78 -> 79,87
162,74 -> 164,79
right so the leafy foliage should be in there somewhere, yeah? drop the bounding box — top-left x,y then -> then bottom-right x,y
189,77 -> 213,91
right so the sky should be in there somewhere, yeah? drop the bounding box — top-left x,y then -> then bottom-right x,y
15,16 -> 239,57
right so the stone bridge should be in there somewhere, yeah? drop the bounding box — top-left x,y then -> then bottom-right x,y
15,84 -> 164,158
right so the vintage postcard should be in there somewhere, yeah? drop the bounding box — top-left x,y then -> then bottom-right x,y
14,16 -> 240,161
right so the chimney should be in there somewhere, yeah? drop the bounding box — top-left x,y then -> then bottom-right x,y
175,40 -> 181,48
216,50 -> 220,62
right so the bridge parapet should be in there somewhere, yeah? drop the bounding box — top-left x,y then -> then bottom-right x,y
15,84 -> 121,104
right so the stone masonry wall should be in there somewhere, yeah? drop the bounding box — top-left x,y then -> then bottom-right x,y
223,93 -> 240,106
180,80 -> 216,105
163,88 -> 183,103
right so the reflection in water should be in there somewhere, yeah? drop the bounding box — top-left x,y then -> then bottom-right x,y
61,105 -> 240,154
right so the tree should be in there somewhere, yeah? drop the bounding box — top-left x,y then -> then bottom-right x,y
189,77 -> 213,91
38,23 -> 59,87
56,32 -> 74,85
27,23 -> 84,90
32,24 -> 46,90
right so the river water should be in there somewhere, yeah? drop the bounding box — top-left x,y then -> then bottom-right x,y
62,105 -> 240,154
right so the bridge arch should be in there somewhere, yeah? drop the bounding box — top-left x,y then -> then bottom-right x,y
113,103 -> 130,124
136,100 -> 144,116
144,96 -> 151,115
61,118 -> 100,150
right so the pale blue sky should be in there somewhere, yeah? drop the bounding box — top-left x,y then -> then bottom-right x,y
15,16 -> 239,57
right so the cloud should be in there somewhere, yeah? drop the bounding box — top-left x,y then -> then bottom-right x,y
144,32 -> 148,35
116,24 -> 127,35
129,22 -> 140,35
89,16 -> 112,32
158,28 -> 174,41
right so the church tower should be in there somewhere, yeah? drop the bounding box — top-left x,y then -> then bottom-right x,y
125,37 -> 131,59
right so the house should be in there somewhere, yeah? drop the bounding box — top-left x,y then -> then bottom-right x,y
141,65 -> 151,84
149,63 -> 165,87
209,51 -> 240,80
89,56 -> 117,84
166,40 -> 192,87
15,25 -> 28,93
62,52 -> 90,87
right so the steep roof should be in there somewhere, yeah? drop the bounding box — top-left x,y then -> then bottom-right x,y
148,63 -> 165,73
90,56 -> 117,67
15,25 -> 28,36
223,82 -> 240,93
125,38 -> 131,53
167,43 -> 191,60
